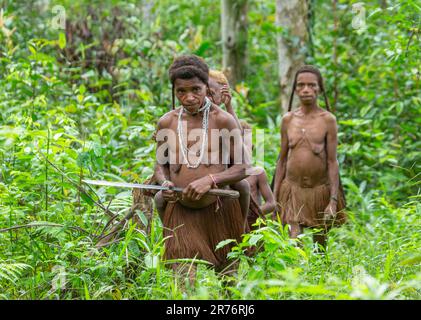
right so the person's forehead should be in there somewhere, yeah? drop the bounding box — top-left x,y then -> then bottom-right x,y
174,77 -> 205,87
297,72 -> 318,83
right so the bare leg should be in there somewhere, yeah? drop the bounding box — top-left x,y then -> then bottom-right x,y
313,231 -> 327,251
288,223 -> 304,248
289,223 -> 303,238
231,180 -> 250,221
172,263 -> 197,289
154,191 -> 167,218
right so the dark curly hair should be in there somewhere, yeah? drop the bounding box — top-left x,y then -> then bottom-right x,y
288,65 -> 331,112
168,55 -> 210,109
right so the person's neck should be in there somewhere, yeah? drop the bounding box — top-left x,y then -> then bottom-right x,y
183,98 -> 210,116
183,106 -> 200,115
300,102 -> 318,115
183,104 -> 202,116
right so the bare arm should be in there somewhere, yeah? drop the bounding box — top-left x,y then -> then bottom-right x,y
225,104 -> 243,133
154,116 -> 177,201
154,119 -> 170,184
325,114 -> 340,215
183,113 -> 250,200
257,170 -> 276,214
211,113 -> 250,186
154,161 -> 169,185
273,114 -> 291,197
221,85 -> 243,133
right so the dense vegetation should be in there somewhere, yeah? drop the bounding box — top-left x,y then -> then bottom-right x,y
0,0 -> 419,299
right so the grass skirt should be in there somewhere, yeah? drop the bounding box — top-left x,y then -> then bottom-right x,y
276,179 -> 346,229
162,198 -> 244,269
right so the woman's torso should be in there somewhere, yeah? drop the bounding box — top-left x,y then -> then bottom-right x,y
285,110 -> 329,188
167,107 -> 232,208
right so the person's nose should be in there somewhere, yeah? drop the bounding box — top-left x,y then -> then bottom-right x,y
184,93 -> 196,103
302,85 -> 311,94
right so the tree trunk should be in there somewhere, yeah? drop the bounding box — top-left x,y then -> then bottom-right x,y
142,0 -> 155,24
221,0 -> 248,86
276,0 -> 309,113
332,0 -> 338,112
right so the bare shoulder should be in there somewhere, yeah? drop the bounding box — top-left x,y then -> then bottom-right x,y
280,112 -> 294,131
157,108 -> 179,129
282,111 -> 294,124
212,105 -> 237,129
320,110 -> 337,127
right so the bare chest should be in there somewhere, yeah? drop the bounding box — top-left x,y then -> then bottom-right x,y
287,116 -> 327,147
161,113 -> 229,165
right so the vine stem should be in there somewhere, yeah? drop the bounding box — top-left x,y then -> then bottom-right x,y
45,127 -> 50,211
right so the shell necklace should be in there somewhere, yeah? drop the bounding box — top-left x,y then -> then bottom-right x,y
177,97 -> 211,168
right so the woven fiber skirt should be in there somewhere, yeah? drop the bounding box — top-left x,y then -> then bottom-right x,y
162,198 -> 245,269
276,179 -> 347,229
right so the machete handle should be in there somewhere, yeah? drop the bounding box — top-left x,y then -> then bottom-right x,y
207,188 -> 240,199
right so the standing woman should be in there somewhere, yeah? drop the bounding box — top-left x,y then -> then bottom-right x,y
153,55 -> 249,279
272,65 -> 346,248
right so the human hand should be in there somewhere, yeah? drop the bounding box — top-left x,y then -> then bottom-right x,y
323,201 -> 337,222
182,175 -> 213,201
162,180 -> 178,203
220,85 -> 232,109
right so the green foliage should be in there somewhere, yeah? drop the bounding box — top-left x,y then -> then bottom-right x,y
0,260 -> 32,285
0,0 -> 419,299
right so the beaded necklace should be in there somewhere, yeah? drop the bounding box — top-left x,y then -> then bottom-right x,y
177,97 -> 211,168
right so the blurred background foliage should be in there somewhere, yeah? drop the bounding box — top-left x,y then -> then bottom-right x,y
0,0 -> 419,299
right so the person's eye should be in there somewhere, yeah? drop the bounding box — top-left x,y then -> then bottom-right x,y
177,89 -> 185,94
193,87 -> 200,92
